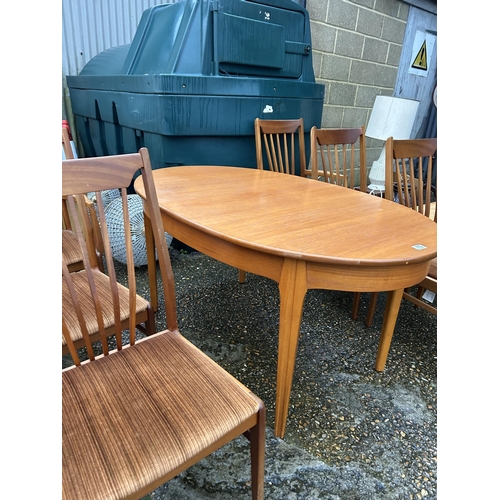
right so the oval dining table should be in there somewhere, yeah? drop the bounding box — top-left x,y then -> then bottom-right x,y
135,165 -> 437,438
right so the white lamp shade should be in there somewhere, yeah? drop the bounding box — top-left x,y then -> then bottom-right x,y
365,96 -> 420,141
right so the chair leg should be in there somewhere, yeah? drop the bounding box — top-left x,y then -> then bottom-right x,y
249,405 -> 266,500
351,292 -> 361,320
365,292 -> 378,327
238,269 -> 247,283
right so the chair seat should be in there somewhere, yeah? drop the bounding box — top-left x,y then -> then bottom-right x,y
62,230 -> 83,267
62,269 -> 150,345
62,330 -> 262,500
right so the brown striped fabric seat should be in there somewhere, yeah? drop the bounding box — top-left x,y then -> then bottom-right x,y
62,230 -> 84,272
62,269 -> 153,348
63,331 -> 264,500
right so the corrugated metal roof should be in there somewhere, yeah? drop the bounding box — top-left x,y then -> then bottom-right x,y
62,0 -> 176,77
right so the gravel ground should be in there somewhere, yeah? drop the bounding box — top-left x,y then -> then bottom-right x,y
64,246 -> 437,499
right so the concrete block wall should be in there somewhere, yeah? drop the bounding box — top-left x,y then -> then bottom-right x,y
308,0 -> 410,177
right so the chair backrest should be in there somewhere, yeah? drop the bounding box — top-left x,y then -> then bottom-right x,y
62,148 -> 178,364
309,126 -> 367,192
254,118 -> 307,176
384,137 -> 437,222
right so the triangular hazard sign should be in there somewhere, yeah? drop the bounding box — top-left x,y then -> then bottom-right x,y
412,41 -> 427,70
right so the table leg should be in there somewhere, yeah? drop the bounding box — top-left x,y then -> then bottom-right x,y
375,288 -> 404,371
275,258 -> 308,438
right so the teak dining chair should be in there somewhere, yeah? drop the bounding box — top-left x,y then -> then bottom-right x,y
62,148 -> 266,500
309,125 -> 367,191
362,137 -> 438,326
62,128 -> 105,273
254,117 -> 307,176
309,126 -> 370,320
237,118 -> 308,283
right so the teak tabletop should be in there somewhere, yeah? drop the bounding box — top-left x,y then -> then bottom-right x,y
135,166 -> 437,438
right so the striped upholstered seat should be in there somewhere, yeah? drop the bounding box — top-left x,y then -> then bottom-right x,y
62,269 -> 153,349
62,230 -> 84,271
63,330 -> 264,499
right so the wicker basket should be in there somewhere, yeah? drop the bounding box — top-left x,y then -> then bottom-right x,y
87,189 -> 121,209
104,194 -> 172,266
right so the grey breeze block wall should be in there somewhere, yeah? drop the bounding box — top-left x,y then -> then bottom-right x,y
308,0 -> 410,179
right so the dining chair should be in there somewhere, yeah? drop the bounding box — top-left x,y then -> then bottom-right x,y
62,128 -> 104,273
309,125 -> 367,191
362,137 -> 437,326
238,118 -> 308,283
62,148 -> 266,500
309,126 -> 370,321
254,117 -> 307,176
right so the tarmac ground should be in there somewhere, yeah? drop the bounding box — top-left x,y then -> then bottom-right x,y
63,246 -> 437,499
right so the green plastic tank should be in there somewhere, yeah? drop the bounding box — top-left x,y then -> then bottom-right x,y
66,0 -> 324,173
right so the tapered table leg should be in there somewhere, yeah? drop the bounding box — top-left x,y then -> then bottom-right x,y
375,288 -> 404,371
275,258 -> 307,438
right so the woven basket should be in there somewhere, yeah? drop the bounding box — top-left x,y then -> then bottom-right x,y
104,194 -> 172,266
87,189 -> 121,210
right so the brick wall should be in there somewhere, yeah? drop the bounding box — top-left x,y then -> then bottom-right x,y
308,0 -> 410,168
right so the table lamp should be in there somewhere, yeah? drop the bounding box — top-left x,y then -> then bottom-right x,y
365,96 -> 420,192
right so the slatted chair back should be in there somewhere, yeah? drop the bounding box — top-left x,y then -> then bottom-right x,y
62,148 -> 176,362
309,126 -> 367,192
254,118 -> 307,176
385,137 -> 437,222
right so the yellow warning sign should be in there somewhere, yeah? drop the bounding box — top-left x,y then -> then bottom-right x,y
412,40 -> 427,70
409,31 -> 435,76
